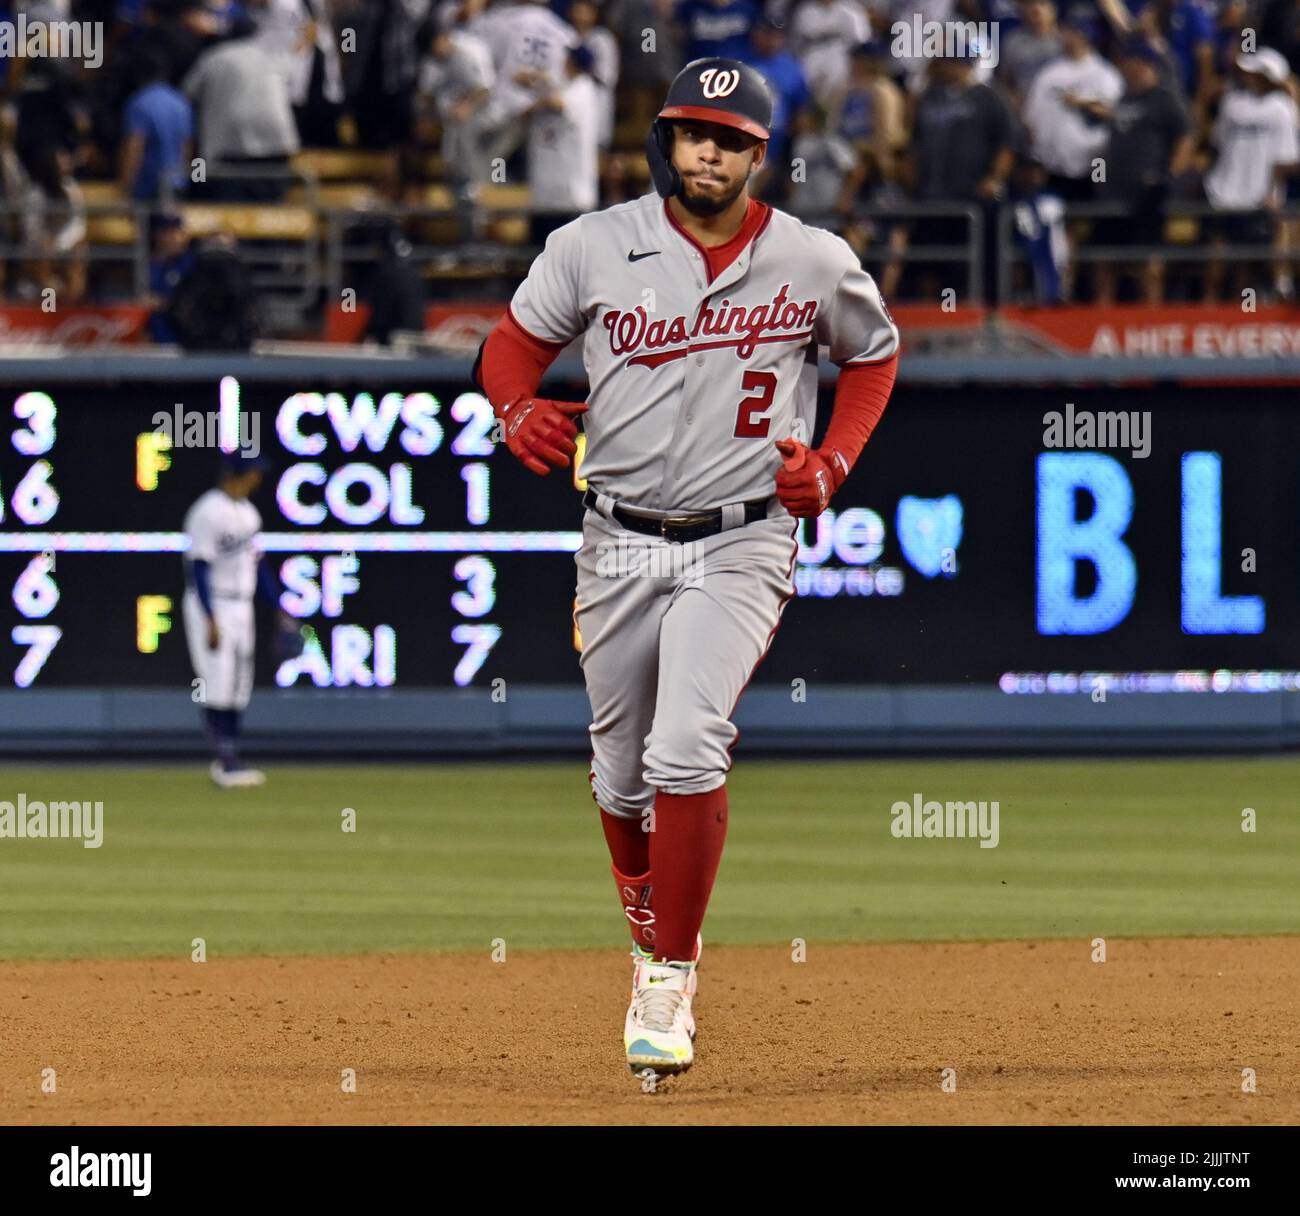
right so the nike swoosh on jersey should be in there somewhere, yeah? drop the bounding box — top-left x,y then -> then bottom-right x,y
627,249 -> 661,262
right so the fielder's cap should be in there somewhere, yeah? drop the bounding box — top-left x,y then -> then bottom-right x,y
219,447 -> 269,474
1236,47 -> 1290,85
1063,9 -> 1099,36
1119,37 -> 1163,65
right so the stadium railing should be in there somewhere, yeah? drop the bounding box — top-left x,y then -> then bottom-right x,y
4,188 -> 1298,330
994,200 -> 1300,305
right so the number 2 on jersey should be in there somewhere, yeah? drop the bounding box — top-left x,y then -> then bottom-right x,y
733,370 -> 776,438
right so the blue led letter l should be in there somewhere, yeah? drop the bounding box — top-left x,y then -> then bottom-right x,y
1181,452 -> 1264,635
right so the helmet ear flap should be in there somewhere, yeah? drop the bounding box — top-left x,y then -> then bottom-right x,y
646,119 -> 679,200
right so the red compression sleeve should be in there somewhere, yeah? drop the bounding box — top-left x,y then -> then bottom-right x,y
478,309 -> 568,414
821,353 -> 899,476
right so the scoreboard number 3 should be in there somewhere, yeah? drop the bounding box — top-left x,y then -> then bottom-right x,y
12,391 -> 56,456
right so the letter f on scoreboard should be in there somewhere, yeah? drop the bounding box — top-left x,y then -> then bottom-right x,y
137,596 -> 173,654
136,432 -> 172,491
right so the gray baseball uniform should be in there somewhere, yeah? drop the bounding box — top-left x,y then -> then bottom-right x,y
509,192 -> 898,814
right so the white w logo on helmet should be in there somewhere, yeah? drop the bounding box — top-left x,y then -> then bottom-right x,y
699,67 -> 740,98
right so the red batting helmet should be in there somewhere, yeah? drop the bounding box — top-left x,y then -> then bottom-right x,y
646,58 -> 774,199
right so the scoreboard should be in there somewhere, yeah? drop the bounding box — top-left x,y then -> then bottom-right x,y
0,372 -> 1297,692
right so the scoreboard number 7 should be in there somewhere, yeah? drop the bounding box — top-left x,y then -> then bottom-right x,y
12,625 -> 61,688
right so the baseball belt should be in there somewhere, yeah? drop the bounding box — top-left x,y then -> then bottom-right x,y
583,487 -> 772,544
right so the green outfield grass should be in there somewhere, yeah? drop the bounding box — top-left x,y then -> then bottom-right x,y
0,757 -> 1296,960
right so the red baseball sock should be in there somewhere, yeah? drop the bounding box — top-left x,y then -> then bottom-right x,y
601,808 -> 655,950
599,807 -> 649,876
647,786 -> 728,963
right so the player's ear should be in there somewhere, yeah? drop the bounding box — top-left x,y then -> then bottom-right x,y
750,139 -> 768,175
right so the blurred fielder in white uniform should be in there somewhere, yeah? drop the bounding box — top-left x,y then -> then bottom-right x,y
183,450 -> 295,788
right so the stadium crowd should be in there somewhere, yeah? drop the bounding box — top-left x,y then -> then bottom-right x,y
0,0 -> 1298,312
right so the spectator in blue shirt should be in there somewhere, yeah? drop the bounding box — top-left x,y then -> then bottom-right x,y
1128,0 -> 1217,107
147,212 -> 198,344
736,15 -> 811,189
120,41 -> 194,202
1009,156 -> 1068,303
675,0 -> 760,62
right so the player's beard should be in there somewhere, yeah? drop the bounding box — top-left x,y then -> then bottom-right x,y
676,171 -> 747,216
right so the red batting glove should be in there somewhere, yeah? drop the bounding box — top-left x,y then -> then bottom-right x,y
773,437 -> 848,517
498,396 -> 588,476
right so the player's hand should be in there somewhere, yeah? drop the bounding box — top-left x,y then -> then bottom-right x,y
499,396 -> 588,476
773,437 -> 846,518
206,618 -> 221,650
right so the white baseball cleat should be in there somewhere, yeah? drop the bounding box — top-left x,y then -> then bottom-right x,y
210,761 -> 266,788
624,951 -> 698,1074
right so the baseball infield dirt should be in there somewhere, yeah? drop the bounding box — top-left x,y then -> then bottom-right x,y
1,937 -> 1294,1124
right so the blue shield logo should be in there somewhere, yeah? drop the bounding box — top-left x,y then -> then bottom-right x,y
896,495 -> 963,578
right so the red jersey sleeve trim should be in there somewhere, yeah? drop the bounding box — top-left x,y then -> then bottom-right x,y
838,350 -> 901,367
505,304 -> 571,353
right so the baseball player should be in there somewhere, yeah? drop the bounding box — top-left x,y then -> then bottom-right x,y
474,57 -> 899,1074
182,450 -> 292,788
